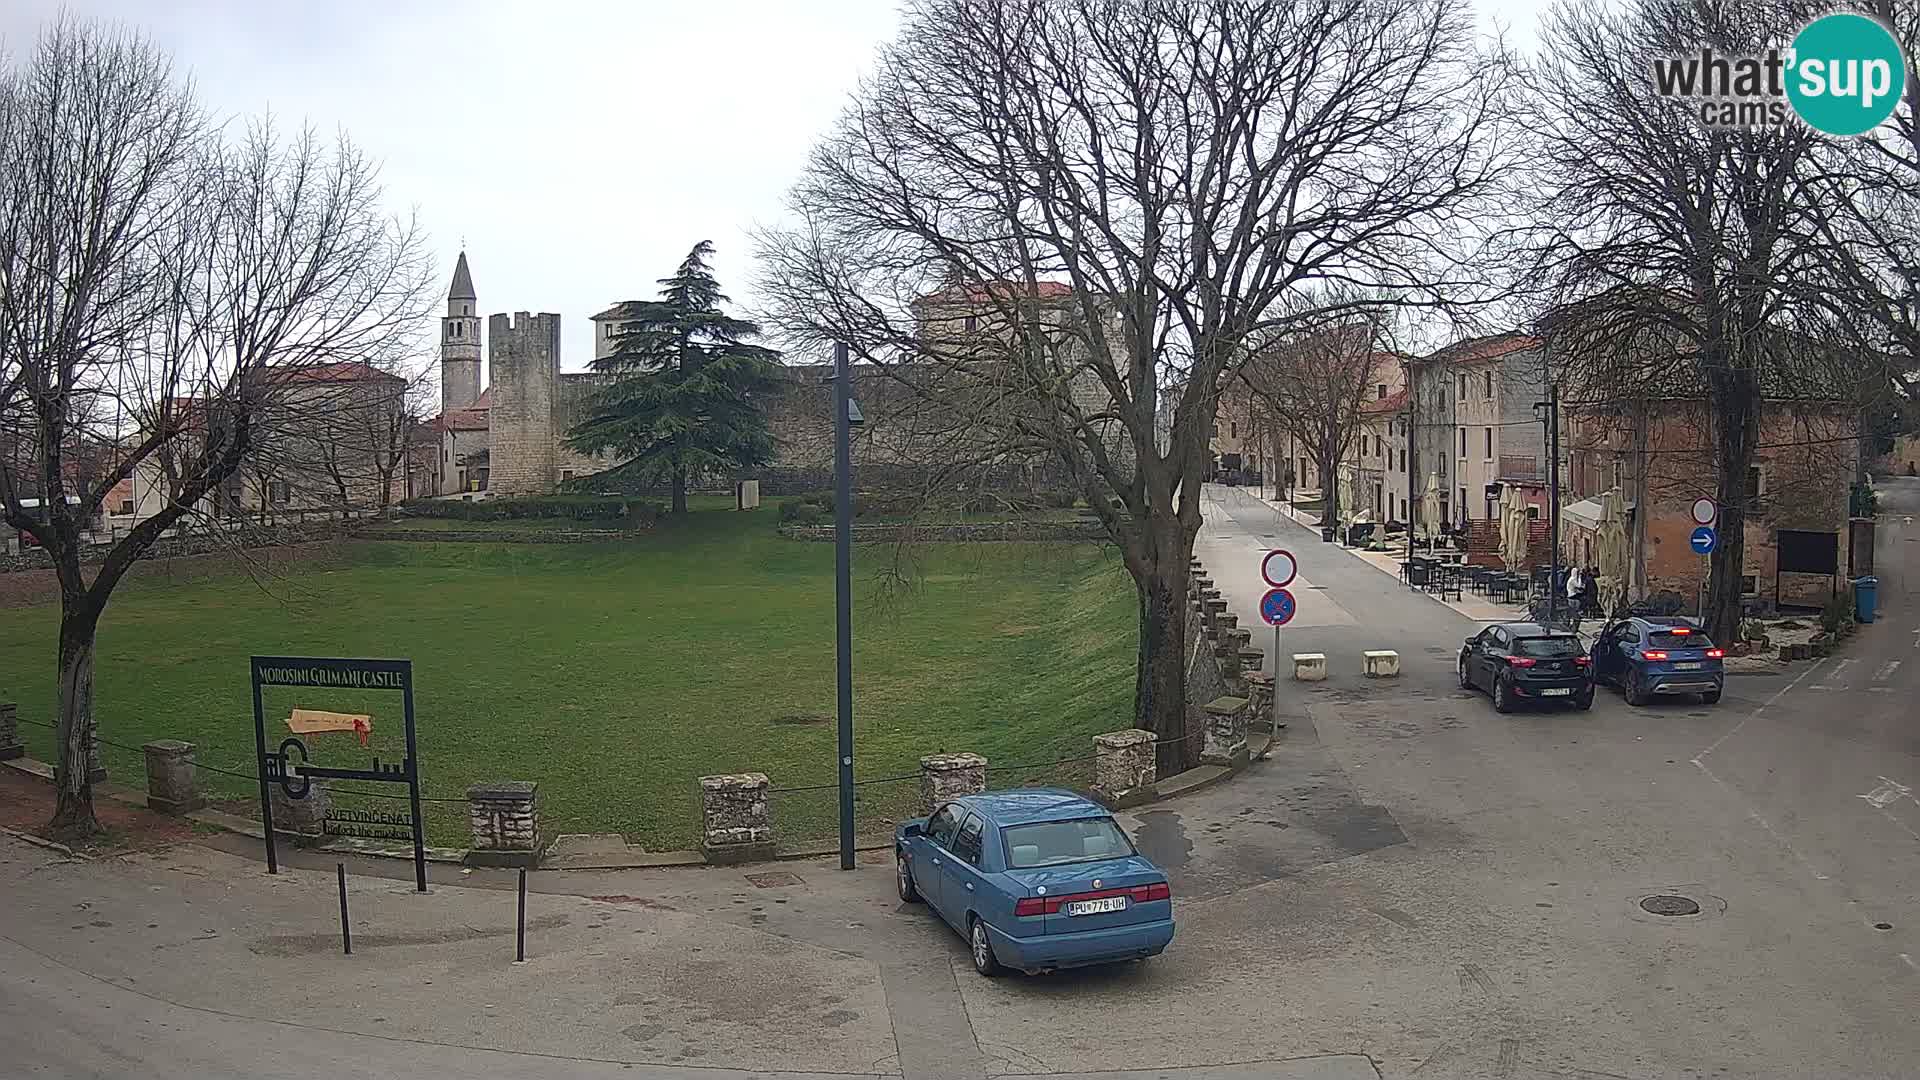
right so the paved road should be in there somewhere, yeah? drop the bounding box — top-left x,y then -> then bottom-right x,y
6,483 -> 1920,1078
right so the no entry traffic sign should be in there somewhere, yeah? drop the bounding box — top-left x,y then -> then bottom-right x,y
1261,548 -> 1298,589
1260,587 -> 1297,626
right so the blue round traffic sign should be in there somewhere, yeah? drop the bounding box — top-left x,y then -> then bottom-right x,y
1260,587 -> 1297,626
1689,525 -> 1717,555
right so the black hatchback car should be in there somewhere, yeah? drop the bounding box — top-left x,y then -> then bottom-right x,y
1458,622 -> 1594,712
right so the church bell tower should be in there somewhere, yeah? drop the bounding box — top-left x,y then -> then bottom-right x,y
441,251 -> 482,414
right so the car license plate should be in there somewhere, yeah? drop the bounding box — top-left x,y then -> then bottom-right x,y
1674,662 -> 1703,670
1540,687 -> 1571,696
1064,896 -> 1128,916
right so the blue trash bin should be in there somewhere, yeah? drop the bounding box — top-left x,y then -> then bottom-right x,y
1853,576 -> 1878,624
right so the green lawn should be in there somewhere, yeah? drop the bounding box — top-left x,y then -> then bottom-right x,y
1,505 -> 1136,850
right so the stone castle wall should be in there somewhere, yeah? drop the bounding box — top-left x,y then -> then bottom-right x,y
488,313 -> 561,495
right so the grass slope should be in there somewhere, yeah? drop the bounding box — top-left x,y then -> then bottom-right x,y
0,505 -> 1135,850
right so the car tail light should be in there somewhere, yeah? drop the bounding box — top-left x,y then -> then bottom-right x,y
1014,882 -> 1171,917
1508,657 -> 1537,668
1573,656 -> 1590,666
1705,648 -> 1724,658
1643,650 -> 1669,660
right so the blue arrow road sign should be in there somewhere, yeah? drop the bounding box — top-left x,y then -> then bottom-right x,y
1260,587 -> 1297,626
1690,525 -> 1717,555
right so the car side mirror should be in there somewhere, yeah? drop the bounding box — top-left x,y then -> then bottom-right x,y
901,822 -> 924,838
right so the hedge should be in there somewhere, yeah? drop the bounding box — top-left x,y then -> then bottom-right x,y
397,495 -> 663,527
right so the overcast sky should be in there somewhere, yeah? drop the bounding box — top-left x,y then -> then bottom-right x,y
4,0 -> 1551,383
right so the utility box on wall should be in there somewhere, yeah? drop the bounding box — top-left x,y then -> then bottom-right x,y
736,480 -> 761,510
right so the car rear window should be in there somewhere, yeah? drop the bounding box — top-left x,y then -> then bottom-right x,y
1003,818 -> 1134,868
1649,630 -> 1714,648
1514,636 -> 1581,657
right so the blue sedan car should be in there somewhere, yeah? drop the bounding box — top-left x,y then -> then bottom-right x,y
1591,616 -> 1726,705
895,789 -> 1174,976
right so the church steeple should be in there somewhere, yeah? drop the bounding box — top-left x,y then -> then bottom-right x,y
440,251 -> 482,413
449,251 -> 476,303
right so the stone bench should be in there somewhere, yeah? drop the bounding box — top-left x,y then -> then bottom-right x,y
1292,653 -> 1327,681
1363,650 -> 1401,677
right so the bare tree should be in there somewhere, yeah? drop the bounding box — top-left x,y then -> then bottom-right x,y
0,18 -> 433,840
1518,0 -> 1875,644
758,0 -> 1515,770
1237,313 -> 1397,531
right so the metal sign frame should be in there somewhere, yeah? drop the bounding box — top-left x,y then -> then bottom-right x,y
251,656 -> 425,892
1261,548 -> 1298,589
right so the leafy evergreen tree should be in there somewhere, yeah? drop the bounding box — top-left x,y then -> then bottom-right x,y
568,241 -> 779,513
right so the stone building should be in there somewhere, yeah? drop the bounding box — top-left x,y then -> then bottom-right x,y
1561,397 -> 1858,610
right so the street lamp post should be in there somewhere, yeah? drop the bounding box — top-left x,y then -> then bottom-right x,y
832,341 -> 857,870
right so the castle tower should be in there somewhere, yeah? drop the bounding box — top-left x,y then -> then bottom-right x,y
488,311 -> 563,494
440,251 -> 482,414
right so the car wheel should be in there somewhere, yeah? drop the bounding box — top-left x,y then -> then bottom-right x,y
1701,689 -> 1722,705
969,917 -> 1002,977
1458,656 -> 1474,691
896,854 -> 920,904
1625,669 -> 1647,706
1492,676 -> 1513,714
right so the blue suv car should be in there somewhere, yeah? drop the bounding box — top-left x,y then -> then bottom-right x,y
1591,617 -> 1726,705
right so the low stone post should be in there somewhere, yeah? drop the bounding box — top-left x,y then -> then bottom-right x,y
269,780 -> 329,845
1203,597 -> 1228,631
467,781 -> 540,867
1217,612 -> 1238,632
919,753 -> 987,813
0,703 -> 21,761
141,740 -> 205,815
1201,696 -> 1250,768
1092,729 -> 1157,807
700,772 -> 774,864
1244,672 -> 1278,732
1237,647 -> 1267,678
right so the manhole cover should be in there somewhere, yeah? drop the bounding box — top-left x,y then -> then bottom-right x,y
746,871 -> 803,888
1640,894 -> 1701,916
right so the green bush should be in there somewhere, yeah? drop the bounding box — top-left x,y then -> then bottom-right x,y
1819,592 -> 1851,634
398,495 -> 661,527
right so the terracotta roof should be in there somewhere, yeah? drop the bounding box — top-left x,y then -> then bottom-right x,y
915,280 -> 1076,305
275,361 -> 405,385
435,407 -> 489,433
471,387 -> 493,409
1421,333 -> 1538,366
1361,388 -> 1409,415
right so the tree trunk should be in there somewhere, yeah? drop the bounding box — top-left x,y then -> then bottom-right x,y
1317,431 -> 1340,531
48,605 -> 103,843
1707,386 -> 1760,644
1132,528 -> 1194,777
671,468 -> 688,515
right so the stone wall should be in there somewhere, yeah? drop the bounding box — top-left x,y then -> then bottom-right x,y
779,520 -> 1108,543
353,527 -> 646,544
1,523 -> 345,575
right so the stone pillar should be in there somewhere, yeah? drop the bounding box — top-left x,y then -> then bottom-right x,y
1203,596 -> 1228,631
1237,647 -> 1267,678
1216,612 -> 1238,632
919,753 -> 987,813
141,740 -> 204,815
0,703 -> 21,761
1243,672 -> 1280,732
700,772 -> 774,864
467,782 -> 540,866
1091,729 -> 1157,807
269,780 -> 328,845
1201,696 -> 1250,768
